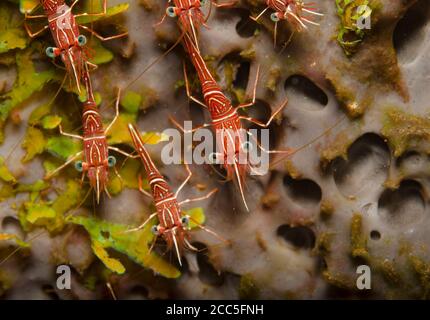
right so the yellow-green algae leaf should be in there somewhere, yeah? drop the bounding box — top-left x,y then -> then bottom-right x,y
0,3 -> 28,53
107,112 -> 137,145
87,38 -> 114,66
51,179 -> 83,216
41,115 -> 62,130
42,158 -> 63,177
0,156 -> 16,184
120,90 -> 142,114
0,233 -> 30,248
76,3 -> 130,25
106,158 -> 142,195
0,184 -> 14,201
67,215 -> 181,278
140,132 -> 169,145
15,179 -> 49,193
20,179 -> 83,233
91,241 -> 126,274
19,0 -> 38,14
46,136 -> 81,160
28,102 -> 54,126
78,89 -> 102,106
26,203 -> 56,224
21,127 -> 47,163
335,0 -> 373,56
184,207 -> 205,228
0,48 -> 55,143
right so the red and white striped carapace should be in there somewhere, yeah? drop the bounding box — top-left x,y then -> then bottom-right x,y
158,0 -> 235,51
251,0 -> 323,45
171,33 -> 289,212
24,0 -> 127,91
46,70 -> 135,203
127,123 -> 220,266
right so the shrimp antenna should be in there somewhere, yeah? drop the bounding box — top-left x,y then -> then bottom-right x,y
269,115 -> 347,169
122,30 -> 187,93
0,185 -> 92,267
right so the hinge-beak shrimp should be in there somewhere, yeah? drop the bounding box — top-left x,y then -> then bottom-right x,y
127,124 -> 225,266
24,0 -> 128,91
170,32 -> 291,212
157,0 -> 236,52
251,0 -> 323,45
45,70 -> 136,203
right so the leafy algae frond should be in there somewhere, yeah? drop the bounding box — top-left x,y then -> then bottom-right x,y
68,207 -> 206,278
335,0 -> 377,56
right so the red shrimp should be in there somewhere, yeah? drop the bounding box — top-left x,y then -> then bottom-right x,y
24,0 -> 127,91
171,33 -> 289,211
127,124 -> 221,266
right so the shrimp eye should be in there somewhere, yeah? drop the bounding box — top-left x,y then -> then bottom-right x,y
181,215 -> 190,227
74,161 -> 84,172
166,6 -> 177,17
151,225 -> 159,235
46,47 -> 56,58
242,141 -> 253,152
270,12 -> 280,22
107,156 -> 116,168
199,0 -> 207,5
77,35 -> 87,46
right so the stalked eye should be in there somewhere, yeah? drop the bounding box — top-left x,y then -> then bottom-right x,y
107,156 -> 116,168
270,12 -> 280,22
74,161 -> 83,172
151,225 -> 159,235
166,6 -> 177,17
200,0 -> 207,5
77,35 -> 87,46
181,215 -> 190,227
242,141 -> 253,152
46,47 -> 56,58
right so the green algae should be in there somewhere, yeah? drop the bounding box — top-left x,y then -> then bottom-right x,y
284,160 -> 301,179
239,273 -> 260,299
239,46 -> 256,60
0,48 -> 55,143
320,131 -> 352,169
350,213 -> 369,259
381,107 -> 430,157
19,179 -> 84,233
322,270 -> 353,289
260,191 -> 280,209
266,67 -> 282,93
0,156 -> 16,184
326,73 -> 372,117
375,259 -> 401,286
67,206 -> 207,278
315,232 -> 333,255
0,233 -> 30,248
87,38 -> 114,66
21,127 -> 47,163
41,115 -> 62,130
320,199 -> 334,220
335,0 -> 380,57
408,255 -> 430,299
76,3 -> 129,25
121,90 -> 142,114
0,2 -> 28,53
